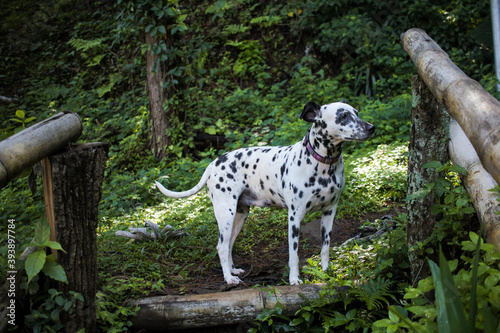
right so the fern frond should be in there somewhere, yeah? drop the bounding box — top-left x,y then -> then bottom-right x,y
350,277 -> 396,311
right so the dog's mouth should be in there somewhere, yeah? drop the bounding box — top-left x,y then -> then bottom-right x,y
345,124 -> 375,142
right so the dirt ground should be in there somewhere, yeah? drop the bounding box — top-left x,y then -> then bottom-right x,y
160,209 -> 402,296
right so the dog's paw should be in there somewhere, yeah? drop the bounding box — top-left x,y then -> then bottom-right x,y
225,275 -> 242,285
231,268 -> 245,275
289,278 -> 303,285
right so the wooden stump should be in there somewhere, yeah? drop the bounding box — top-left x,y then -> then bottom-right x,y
42,143 -> 109,332
406,75 -> 450,285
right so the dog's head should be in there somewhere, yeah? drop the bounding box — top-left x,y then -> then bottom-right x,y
300,101 -> 375,147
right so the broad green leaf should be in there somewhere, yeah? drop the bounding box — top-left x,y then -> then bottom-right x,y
42,240 -> 66,252
42,261 -> 68,283
429,250 -> 467,333
469,232 -> 480,244
423,161 -> 442,169
15,110 -> 25,118
34,219 -> 51,245
26,250 -> 46,283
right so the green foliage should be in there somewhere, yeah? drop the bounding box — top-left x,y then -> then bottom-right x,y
95,277 -> 153,332
0,109 -> 37,140
407,161 -> 476,256
374,233 -> 500,332
342,143 -> 408,216
23,219 -> 68,284
25,289 -> 85,333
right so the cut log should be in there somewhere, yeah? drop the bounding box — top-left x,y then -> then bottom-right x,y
43,143 -> 109,332
401,28 -> 500,186
449,119 -> 500,249
132,283 -> 327,331
0,111 -> 82,189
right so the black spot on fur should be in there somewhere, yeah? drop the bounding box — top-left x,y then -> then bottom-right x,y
318,177 -> 329,187
215,154 -> 229,166
291,225 -> 299,238
229,161 -> 237,173
293,242 -> 298,251
280,163 -> 286,177
260,179 -> 265,190
235,152 -> 243,160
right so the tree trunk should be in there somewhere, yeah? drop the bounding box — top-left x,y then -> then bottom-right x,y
43,143 -> 109,332
407,75 -> 450,286
145,33 -> 170,160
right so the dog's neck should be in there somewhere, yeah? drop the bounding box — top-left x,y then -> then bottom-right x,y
303,129 -> 343,165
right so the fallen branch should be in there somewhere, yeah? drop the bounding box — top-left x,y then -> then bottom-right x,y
131,283 -> 327,331
0,95 -> 16,103
115,220 -> 189,240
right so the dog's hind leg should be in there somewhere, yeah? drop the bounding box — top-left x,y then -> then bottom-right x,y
228,204 -> 249,275
214,201 -> 242,284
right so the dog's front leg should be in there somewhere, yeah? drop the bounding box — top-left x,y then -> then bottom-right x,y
320,206 -> 337,271
288,209 -> 306,285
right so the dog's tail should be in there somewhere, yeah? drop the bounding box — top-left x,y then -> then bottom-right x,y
155,168 -> 210,199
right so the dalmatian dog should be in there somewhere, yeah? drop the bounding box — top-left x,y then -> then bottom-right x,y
155,101 -> 375,285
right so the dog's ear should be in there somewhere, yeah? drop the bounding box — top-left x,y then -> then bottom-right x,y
300,102 -> 321,123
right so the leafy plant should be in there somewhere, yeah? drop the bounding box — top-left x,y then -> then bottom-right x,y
25,289 -> 85,333
374,232 -> 500,332
0,109 -> 36,140
23,219 -> 68,284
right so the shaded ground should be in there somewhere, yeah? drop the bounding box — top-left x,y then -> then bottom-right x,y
160,209 -> 402,296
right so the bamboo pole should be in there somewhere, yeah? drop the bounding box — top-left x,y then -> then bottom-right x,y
132,283 -> 327,331
401,28 -> 500,186
449,119 -> 500,248
0,111 -> 82,189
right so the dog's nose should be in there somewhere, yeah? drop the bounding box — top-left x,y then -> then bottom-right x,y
366,124 -> 375,135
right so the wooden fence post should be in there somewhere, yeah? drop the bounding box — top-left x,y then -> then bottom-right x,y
42,143 -> 109,332
406,75 -> 450,285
